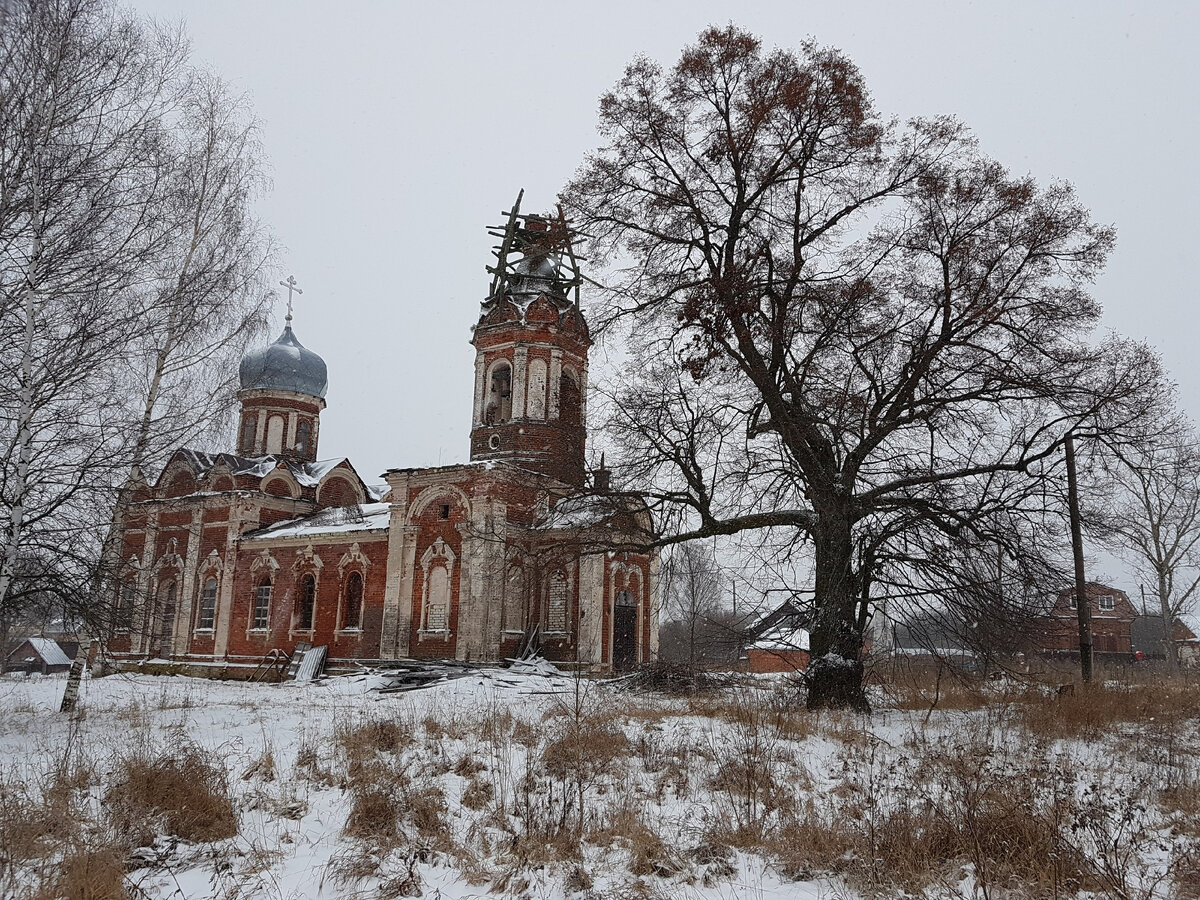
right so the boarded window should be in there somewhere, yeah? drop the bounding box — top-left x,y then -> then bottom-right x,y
343,571 -> 363,629
198,577 -> 218,630
297,574 -> 316,630
547,571 -> 567,632
240,414 -> 257,452
253,578 -> 272,629
266,415 -> 285,454
426,566 -> 450,631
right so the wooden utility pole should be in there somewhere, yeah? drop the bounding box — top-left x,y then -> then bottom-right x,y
1065,432 -> 1093,683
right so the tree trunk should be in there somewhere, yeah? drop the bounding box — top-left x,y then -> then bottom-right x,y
1157,570 -> 1178,673
807,508 -> 869,711
1065,432 -> 1093,683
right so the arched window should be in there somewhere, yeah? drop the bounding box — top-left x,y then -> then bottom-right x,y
485,363 -> 512,424
425,566 -> 450,631
252,577 -> 272,630
343,571 -> 363,629
296,574 -> 316,631
295,419 -> 312,455
157,580 -> 177,650
559,371 -> 581,425
117,580 -> 136,631
240,413 -> 257,452
197,577 -> 218,630
546,571 -> 567,633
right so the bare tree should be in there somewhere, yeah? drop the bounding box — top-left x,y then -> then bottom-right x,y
1091,415 -> 1200,671
563,26 -> 1160,709
659,540 -> 726,671
0,0 -> 272,643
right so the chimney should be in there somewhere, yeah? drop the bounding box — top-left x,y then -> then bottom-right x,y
593,453 -> 611,492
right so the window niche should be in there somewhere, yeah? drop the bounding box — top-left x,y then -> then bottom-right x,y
252,577 -> 272,630
240,413 -> 258,452
295,574 -> 317,631
485,362 -> 512,424
342,571 -> 364,630
546,571 -> 568,633
295,418 -> 313,455
197,577 -> 218,630
419,537 -> 456,637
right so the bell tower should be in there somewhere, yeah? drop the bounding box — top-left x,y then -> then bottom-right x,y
469,193 -> 590,485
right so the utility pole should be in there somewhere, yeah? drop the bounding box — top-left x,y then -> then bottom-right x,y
1065,432 -> 1093,683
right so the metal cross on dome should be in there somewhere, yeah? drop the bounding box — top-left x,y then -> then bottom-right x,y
279,274 -> 303,323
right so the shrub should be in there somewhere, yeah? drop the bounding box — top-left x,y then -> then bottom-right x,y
106,740 -> 237,844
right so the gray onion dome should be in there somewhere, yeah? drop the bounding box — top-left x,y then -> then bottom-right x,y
238,325 -> 328,398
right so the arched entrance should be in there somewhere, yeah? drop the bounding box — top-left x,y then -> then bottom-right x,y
613,589 -> 638,672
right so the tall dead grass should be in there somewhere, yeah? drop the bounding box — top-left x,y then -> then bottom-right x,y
105,738 -> 238,845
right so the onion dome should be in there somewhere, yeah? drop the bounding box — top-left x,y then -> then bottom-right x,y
238,325 -> 328,398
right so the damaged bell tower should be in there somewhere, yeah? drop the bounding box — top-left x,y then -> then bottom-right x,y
469,191 -> 591,486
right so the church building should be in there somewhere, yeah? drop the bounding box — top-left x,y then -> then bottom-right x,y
105,201 -> 658,675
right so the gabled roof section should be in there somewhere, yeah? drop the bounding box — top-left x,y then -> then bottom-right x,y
11,637 -> 73,667
243,502 -> 391,541
153,449 -> 374,498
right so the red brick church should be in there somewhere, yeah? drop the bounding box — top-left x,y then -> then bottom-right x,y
106,202 -> 658,675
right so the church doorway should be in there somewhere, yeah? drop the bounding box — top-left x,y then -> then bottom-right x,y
613,589 -> 638,672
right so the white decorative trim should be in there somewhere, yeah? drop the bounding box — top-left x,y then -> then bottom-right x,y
338,541 -> 370,577
419,537 -> 456,636
292,543 -> 324,572
155,538 -> 183,572
250,549 -> 280,575
198,549 -> 224,574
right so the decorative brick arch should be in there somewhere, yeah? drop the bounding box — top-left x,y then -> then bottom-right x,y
261,469 -> 301,499
408,484 -> 471,524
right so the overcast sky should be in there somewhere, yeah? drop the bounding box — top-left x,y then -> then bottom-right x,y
129,1 -> 1200,600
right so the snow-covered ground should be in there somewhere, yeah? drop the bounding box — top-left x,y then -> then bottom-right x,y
1,669 -> 1197,899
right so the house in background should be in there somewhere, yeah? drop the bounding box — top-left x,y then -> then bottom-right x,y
4,637 -> 72,675
744,598 -> 811,673
1035,582 -> 1196,660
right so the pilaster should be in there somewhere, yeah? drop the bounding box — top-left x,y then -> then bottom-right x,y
472,353 -> 486,425
135,511 -> 159,655
171,507 -> 204,657
511,345 -> 528,420
548,348 -> 563,420
578,551 -> 606,667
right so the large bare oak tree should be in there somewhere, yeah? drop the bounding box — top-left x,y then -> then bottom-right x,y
563,26 -> 1159,708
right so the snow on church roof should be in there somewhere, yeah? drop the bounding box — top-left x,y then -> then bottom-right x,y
244,502 -> 391,541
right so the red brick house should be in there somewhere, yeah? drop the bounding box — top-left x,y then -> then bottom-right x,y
1035,582 -> 1196,658
105,204 -> 658,675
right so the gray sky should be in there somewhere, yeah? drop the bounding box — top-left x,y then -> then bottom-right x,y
132,1 -> 1200,604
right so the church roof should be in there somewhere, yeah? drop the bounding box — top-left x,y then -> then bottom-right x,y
239,324 -> 328,398
161,449 -> 381,499
243,502 -> 391,540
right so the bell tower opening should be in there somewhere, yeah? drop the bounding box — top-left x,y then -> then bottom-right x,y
469,193 -> 591,485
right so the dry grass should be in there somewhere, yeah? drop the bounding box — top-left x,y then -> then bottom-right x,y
1021,679 -> 1200,739
36,842 -> 128,900
105,739 -> 238,845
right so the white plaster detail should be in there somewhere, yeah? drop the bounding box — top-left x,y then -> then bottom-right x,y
338,541 -> 371,576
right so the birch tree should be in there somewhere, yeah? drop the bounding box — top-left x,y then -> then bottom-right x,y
0,0 -> 272,641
